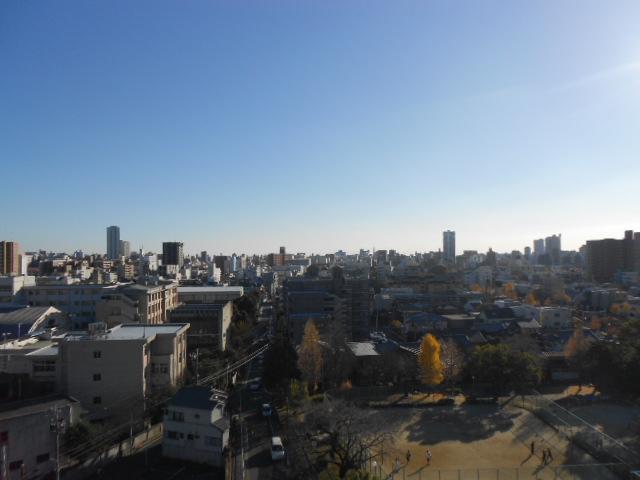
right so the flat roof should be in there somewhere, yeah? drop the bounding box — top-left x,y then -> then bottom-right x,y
0,394 -> 78,421
64,323 -> 189,341
178,286 -> 243,294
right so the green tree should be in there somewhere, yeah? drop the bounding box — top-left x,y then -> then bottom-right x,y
468,344 -> 541,394
263,336 -> 300,391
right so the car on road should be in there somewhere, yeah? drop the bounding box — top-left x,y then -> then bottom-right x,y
249,381 -> 262,391
271,436 -> 285,461
262,403 -> 272,416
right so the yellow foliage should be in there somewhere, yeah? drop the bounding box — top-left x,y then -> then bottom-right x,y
470,284 -> 484,293
298,320 -> 323,391
503,282 -> 518,300
524,292 -> 539,306
417,334 -> 444,386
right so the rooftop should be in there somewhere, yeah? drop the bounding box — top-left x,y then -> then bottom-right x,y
64,323 -> 189,341
0,394 -> 79,421
0,306 -> 59,326
169,386 -> 227,411
178,286 -> 244,294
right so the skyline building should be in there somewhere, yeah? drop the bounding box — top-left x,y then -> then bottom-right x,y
545,234 -> 562,265
106,226 -> 120,260
163,242 -> 184,267
118,239 -> 131,258
443,230 -> 456,264
0,241 -> 20,275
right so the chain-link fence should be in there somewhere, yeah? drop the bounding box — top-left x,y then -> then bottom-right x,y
391,464 -> 624,480
514,392 -> 639,468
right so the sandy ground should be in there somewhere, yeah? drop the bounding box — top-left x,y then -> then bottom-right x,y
366,405 -> 619,480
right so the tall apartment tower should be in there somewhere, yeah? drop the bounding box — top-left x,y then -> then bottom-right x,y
533,239 -> 545,256
163,242 -> 184,267
106,226 -> 120,260
545,234 -> 562,265
443,230 -> 456,264
0,241 -> 20,275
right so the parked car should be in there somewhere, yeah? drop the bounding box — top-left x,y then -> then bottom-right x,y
271,436 -> 285,461
262,403 -> 272,417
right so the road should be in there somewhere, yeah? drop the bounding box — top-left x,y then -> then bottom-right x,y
231,301 -> 284,480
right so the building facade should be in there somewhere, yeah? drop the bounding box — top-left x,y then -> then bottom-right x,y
58,323 -> 189,419
162,242 -> 184,268
0,242 -> 20,276
106,226 -> 120,260
443,230 -> 456,264
162,386 -> 229,467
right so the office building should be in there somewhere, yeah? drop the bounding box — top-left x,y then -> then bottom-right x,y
106,226 -> 120,260
443,231 -> 456,264
162,242 -> 184,267
0,241 -> 20,276
118,240 -> 131,258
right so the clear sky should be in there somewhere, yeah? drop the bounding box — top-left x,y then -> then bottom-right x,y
2,1 -> 639,256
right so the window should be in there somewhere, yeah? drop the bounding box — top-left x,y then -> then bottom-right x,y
170,411 -> 184,422
204,436 -> 221,447
187,434 -> 194,440
33,360 -> 56,373
93,396 -> 102,405
93,351 -> 101,359
93,373 -> 102,381
9,460 -> 23,471
36,453 -> 50,463
194,413 -> 200,419
167,431 -> 178,440
0,431 -> 8,444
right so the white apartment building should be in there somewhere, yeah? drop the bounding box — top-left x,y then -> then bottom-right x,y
162,386 -> 229,467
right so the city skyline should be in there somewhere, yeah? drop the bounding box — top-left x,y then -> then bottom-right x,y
6,225 -> 640,258
2,1 -> 640,254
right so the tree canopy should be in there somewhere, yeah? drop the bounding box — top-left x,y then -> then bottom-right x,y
298,320 -> 324,392
417,334 -> 444,386
467,344 -> 541,394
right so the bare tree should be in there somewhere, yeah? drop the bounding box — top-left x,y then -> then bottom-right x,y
441,338 -> 465,384
304,399 -> 389,478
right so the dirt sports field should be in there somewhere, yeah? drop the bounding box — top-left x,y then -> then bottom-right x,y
367,404 -> 620,480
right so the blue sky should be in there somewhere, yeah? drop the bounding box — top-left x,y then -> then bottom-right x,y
2,1 -> 639,255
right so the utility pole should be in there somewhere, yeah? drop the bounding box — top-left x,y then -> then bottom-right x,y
49,406 -> 66,480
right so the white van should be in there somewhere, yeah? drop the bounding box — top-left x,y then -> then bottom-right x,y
271,436 -> 285,461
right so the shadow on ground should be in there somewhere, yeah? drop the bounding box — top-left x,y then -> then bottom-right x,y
402,405 -> 519,445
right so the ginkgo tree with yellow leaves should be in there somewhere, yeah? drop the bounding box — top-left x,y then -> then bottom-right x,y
298,319 -> 323,393
417,333 -> 444,386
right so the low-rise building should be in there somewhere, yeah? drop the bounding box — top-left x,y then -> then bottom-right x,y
177,286 -> 244,304
0,395 -> 79,480
0,276 -> 36,304
169,301 -> 232,352
24,284 -> 120,329
162,386 -> 229,467
0,306 -> 65,339
58,323 -> 189,419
